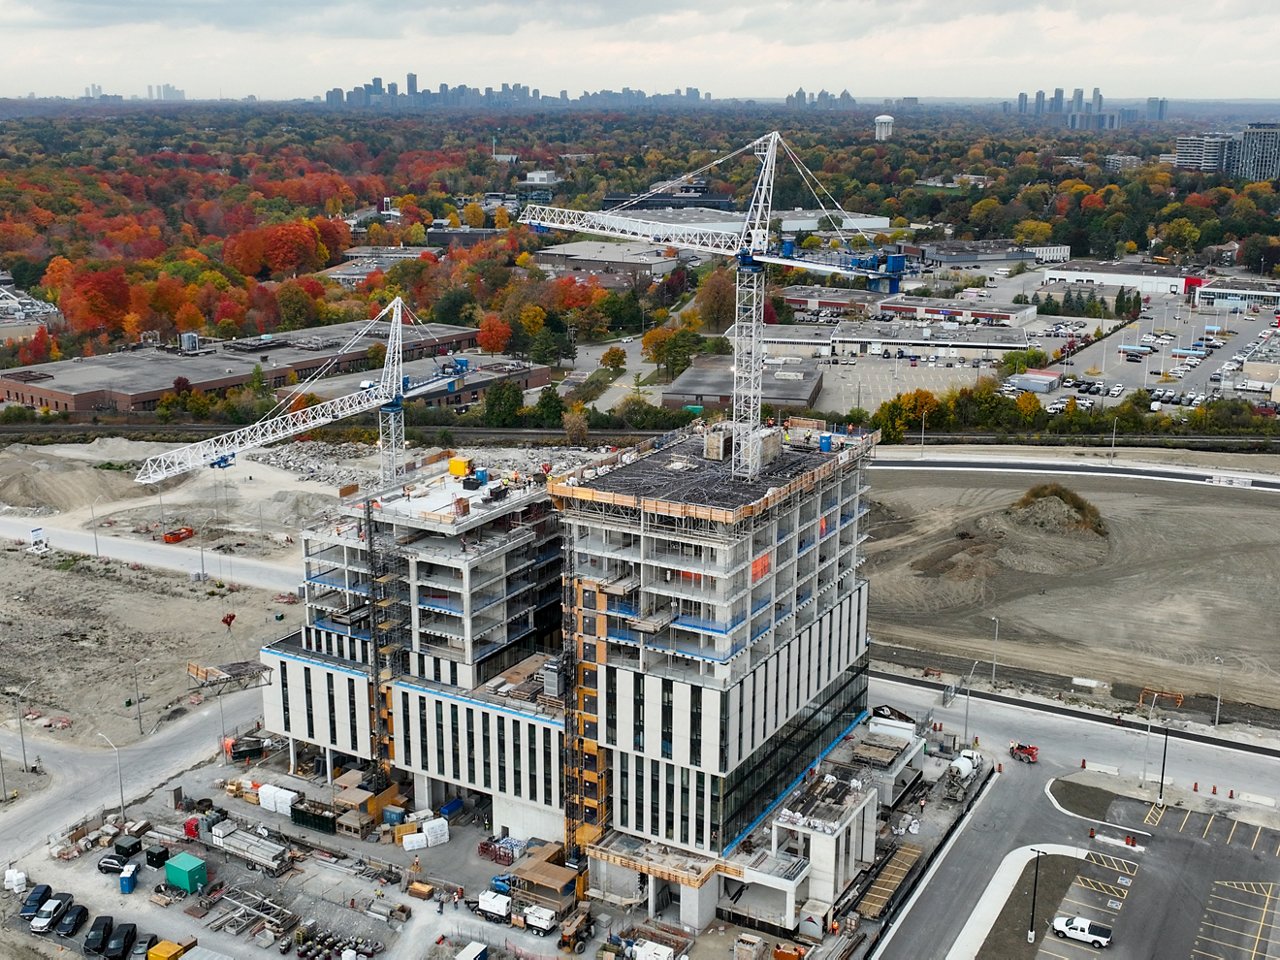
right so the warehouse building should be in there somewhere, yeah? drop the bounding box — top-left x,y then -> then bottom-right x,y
1043,260 -> 1201,295
662,355 -> 823,412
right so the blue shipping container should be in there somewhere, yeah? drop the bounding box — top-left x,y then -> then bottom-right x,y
441,797 -> 464,818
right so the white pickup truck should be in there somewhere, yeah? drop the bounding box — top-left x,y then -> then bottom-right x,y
1053,915 -> 1113,948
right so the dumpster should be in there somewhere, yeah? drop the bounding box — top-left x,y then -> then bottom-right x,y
115,835 -> 143,858
146,846 -> 170,868
165,852 -> 208,894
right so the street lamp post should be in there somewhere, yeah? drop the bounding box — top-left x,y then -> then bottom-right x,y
1214,656 -> 1225,727
962,660 -> 980,748
217,693 -> 227,766
15,679 -> 34,772
0,741 -> 7,801
98,732 -> 126,823
1140,694 -> 1159,788
1027,849 -> 1044,943
1157,725 -> 1170,807
90,494 -> 106,559
1109,417 -> 1118,464
989,617 -> 1000,686
132,658 -> 149,736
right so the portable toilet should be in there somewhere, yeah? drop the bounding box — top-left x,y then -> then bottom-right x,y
165,852 -> 208,894
120,863 -> 138,895
819,433 -> 833,452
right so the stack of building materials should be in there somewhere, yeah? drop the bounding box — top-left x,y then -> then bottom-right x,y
423,817 -> 450,848
258,784 -> 301,815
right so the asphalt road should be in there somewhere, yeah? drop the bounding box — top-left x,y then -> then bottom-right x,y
0,688 -> 261,862
870,455 -> 1280,493
870,676 -> 1280,960
0,515 -> 300,593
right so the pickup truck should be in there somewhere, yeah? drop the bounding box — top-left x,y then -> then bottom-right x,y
1053,915 -> 1112,947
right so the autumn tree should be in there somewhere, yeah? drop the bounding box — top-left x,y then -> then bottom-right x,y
477,314 -> 513,355
462,203 -> 486,229
563,408 -> 589,445
519,304 -> 546,337
600,346 -> 627,372
695,267 -> 736,333
493,207 -> 511,229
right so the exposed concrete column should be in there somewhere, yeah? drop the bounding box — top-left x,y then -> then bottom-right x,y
647,877 -> 659,918
288,736 -> 297,776
680,876 -> 719,931
326,745 -> 333,784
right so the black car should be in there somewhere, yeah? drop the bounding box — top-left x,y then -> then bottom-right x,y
55,903 -> 89,937
84,915 -> 114,955
103,921 -> 137,960
19,883 -> 52,920
98,852 -> 131,874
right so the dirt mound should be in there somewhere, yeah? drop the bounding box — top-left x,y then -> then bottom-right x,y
1006,494 -> 1089,532
0,449 -> 145,513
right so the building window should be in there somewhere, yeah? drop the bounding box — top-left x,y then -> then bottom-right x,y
664,763 -> 675,840
466,709 -> 476,784
634,676 -> 645,752
435,701 -> 445,774
419,700 -> 429,772
450,704 -> 460,780
542,727 -> 553,806
303,667 -> 314,740
482,715 -> 492,788
661,679 -> 673,760
695,772 -> 705,847
326,674 -> 337,745
401,691 -> 411,767
689,686 -> 702,766
348,678 -> 358,750
582,588 -> 597,610
280,663 -> 291,733
620,753 -> 630,828
635,756 -> 645,832
680,768 -> 690,845
605,666 -> 617,746
512,722 -> 522,798
497,718 -> 507,792
450,661 -> 458,686
528,723 -> 538,801
650,760 -> 660,836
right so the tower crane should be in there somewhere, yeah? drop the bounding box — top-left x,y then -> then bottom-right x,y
134,297 -> 460,487
520,131 -> 901,480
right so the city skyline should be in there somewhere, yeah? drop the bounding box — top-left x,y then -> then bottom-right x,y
2,0 -> 1277,101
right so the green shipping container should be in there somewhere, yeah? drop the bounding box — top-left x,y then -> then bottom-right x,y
165,852 -> 208,893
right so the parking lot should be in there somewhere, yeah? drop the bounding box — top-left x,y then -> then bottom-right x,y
1036,852 -> 1139,959
1194,882 -> 1280,960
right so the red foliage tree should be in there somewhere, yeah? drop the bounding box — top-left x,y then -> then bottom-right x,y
477,314 -> 513,355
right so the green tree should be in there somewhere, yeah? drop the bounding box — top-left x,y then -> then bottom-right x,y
530,328 -> 562,366
248,363 -> 268,397
532,386 -> 565,428
482,380 -> 523,428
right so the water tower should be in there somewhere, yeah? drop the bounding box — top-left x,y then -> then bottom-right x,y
874,114 -> 895,141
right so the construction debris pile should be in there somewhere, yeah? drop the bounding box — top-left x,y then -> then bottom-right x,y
247,442 -> 379,487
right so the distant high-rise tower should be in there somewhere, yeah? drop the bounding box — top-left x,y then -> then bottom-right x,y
1034,90 -> 1046,116
1071,88 -> 1084,113
372,76 -> 384,96
1092,87 -> 1103,115
1051,88 -> 1064,113
1017,92 -> 1028,114
1146,97 -> 1168,121
1235,123 -> 1280,181
407,72 -> 418,96
874,114 -> 894,141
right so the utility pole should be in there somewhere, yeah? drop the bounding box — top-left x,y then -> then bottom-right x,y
1214,656 -> 1225,727
1157,726 -> 1169,807
990,617 -> 1000,685
962,660 -> 980,747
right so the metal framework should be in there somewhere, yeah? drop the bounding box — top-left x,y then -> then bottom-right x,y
135,297 -> 450,486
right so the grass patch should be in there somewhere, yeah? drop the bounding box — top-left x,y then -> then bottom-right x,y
1014,482 -> 1107,536
1048,778 -> 1118,821
94,460 -> 138,472
978,855 -> 1078,958
566,367 -> 622,404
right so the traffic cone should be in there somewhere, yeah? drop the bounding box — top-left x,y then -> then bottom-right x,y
997,763 -> 1003,774
1081,758 -> 1087,769
1229,789 -> 1235,799
1193,782 -> 1198,792
1089,827 -> 1096,838
1213,785 -> 1218,795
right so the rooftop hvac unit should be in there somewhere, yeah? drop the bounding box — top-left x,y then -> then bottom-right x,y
541,662 -> 562,698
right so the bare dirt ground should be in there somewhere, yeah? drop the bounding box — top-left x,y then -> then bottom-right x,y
0,437 -> 599,752
866,463 -> 1280,716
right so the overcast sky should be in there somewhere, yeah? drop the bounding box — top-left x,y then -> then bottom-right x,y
3,0 -> 1277,102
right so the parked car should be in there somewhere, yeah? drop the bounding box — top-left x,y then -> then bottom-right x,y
130,933 -> 160,957
19,884 -> 52,920
84,915 -> 114,955
97,852 -> 131,874
1053,915 -> 1113,948
55,904 -> 89,938
30,892 -> 73,933
103,922 -> 138,960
